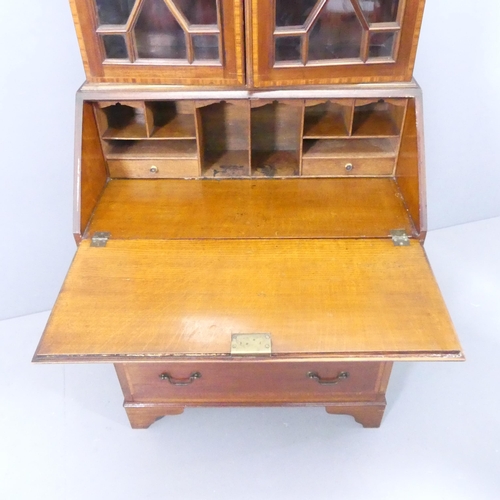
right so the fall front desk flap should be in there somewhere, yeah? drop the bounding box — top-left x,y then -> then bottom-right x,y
34,237 -> 462,362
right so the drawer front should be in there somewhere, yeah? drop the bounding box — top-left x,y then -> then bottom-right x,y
108,159 -> 199,178
121,361 -> 386,404
302,158 -> 395,176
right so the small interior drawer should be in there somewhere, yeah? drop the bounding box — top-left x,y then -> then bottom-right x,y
302,157 -> 395,176
119,361 -> 386,404
108,159 -> 199,178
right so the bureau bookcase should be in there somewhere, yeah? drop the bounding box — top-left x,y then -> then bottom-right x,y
34,0 -> 463,429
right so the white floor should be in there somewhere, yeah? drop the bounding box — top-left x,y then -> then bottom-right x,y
1,218 -> 499,500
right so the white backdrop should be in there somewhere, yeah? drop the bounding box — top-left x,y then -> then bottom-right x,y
1,1 -> 499,320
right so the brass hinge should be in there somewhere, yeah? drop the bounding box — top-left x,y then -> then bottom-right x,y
90,232 -> 110,247
390,229 -> 410,247
231,334 -> 272,355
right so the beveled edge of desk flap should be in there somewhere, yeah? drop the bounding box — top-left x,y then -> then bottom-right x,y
33,351 -> 464,364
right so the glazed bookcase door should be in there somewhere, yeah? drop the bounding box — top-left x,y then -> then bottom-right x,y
248,0 -> 425,87
70,0 -> 245,85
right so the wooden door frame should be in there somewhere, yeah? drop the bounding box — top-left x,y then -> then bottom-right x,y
69,0 -> 245,85
247,0 -> 426,88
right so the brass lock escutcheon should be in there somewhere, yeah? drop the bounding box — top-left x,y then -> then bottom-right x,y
231,334 -> 272,355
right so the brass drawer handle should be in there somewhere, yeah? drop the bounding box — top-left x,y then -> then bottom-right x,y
307,371 -> 349,385
159,372 -> 201,386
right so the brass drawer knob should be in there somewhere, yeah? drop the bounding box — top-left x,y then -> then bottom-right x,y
159,372 -> 201,386
307,371 -> 349,385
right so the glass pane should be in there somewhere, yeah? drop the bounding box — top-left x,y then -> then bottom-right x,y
193,34 -> 219,61
368,31 -> 395,58
359,0 -> 400,24
95,0 -> 136,25
174,0 -> 218,25
275,37 -> 302,62
102,34 -> 128,59
135,0 -> 187,59
308,0 -> 362,61
276,0 -> 318,27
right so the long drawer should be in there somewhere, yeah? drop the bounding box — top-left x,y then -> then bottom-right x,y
117,361 -> 388,404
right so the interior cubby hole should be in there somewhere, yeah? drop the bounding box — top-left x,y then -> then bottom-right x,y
146,101 -> 196,139
251,101 -> 302,178
352,99 -> 406,137
303,100 -> 353,138
99,102 -> 147,139
199,101 -> 251,178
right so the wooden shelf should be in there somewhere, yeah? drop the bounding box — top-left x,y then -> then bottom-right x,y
103,140 -> 198,159
302,138 -> 398,159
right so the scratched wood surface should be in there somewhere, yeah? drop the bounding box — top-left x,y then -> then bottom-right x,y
86,178 -> 415,239
34,238 -> 462,362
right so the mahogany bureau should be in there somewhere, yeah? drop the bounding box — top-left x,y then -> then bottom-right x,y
34,0 -> 463,428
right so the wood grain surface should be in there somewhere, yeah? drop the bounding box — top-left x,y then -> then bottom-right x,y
34,238 -> 462,361
86,178 -> 415,239
396,98 -> 422,233
79,102 -> 108,237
